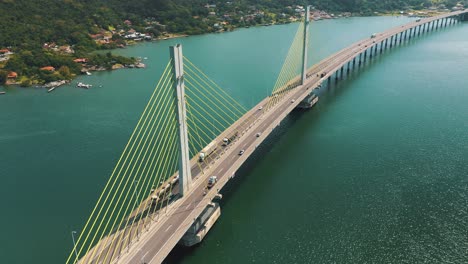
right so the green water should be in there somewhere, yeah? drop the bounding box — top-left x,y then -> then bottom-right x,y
1,17 -> 467,263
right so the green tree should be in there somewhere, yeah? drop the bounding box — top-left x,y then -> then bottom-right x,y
0,70 -> 7,85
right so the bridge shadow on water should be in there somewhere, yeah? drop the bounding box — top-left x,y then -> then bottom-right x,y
163,22 -> 461,263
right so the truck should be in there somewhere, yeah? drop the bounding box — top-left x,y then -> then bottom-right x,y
222,132 -> 239,146
199,142 -> 218,162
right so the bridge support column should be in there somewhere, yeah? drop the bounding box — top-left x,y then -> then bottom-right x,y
385,39 -> 388,49
380,42 -> 383,54
301,5 -> 310,85
170,44 -> 192,197
399,32 -> 403,44
363,50 -> 367,62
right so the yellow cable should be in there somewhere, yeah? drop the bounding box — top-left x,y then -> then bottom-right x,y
102,90 -> 178,262
183,57 -> 248,112
184,69 -> 244,119
70,60 -> 172,263
185,80 -> 238,124
183,65 -> 246,117
83,72 -> 174,261
184,93 -> 226,134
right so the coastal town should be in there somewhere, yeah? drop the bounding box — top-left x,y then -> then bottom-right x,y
0,2 -> 465,93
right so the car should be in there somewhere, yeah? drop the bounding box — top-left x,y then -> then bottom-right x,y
207,176 -> 217,188
258,106 -> 263,110
256,132 -> 261,137
238,149 -> 245,155
291,99 -> 295,103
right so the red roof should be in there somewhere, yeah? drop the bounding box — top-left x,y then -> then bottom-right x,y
0,49 -> 10,53
40,66 -> 55,71
73,58 -> 87,63
7,72 -> 17,78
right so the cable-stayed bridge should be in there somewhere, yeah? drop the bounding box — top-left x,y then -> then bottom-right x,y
67,9 -> 468,264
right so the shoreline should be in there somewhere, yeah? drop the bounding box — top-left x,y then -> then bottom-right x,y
0,11 -> 460,94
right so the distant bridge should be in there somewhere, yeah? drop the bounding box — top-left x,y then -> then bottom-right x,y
67,9 -> 468,264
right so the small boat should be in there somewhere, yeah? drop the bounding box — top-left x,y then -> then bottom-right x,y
77,82 -> 92,89
47,87 -> 56,93
0,91 -> 6,95
86,71 -> 92,76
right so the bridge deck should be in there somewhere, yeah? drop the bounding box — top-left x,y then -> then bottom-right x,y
79,9 -> 468,264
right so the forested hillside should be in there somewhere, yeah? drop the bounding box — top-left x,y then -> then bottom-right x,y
0,0 -> 466,86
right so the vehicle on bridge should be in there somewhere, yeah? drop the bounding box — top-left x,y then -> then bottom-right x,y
199,142 -> 218,162
238,149 -> 245,155
207,176 -> 217,188
222,132 -> 239,146
371,33 -> 377,38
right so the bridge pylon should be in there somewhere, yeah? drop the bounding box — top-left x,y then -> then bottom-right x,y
170,44 -> 192,196
301,5 -> 310,85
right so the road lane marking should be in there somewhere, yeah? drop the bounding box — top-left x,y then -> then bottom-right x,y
164,224 -> 173,232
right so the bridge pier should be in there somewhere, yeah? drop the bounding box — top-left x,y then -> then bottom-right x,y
298,93 -> 319,109
390,36 -> 393,47
179,203 -> 221,247
399,32 -> 403,44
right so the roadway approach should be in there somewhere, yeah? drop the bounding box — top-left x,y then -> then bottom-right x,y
79,9 -> 468,264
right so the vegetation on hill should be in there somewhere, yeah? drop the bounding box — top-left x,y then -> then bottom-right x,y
0,0 -> 466,86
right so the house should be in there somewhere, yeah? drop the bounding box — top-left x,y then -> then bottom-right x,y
0,48 -> 10,54
73,58 -> 87,63
124,20 -> 132,25
59,45 -> 74,54
40,66 -> 55,71
7,72 -> 17,79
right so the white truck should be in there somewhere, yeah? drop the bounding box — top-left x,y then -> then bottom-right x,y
199,142 -> 218,162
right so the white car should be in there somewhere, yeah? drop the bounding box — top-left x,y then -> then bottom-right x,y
239,149 -> 245,155
258,106 -> 263,110
256,132 -> 261,137
291,99 -> 295,103
207,176 -> 217,189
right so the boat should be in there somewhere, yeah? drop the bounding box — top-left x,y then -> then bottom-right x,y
77,82 -> 92,89
47,87 -> 56,93
85,71 -> 92,76
0,91 -> 6,95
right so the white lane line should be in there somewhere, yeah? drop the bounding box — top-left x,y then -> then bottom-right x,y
164,224 -> 173,232
218,167 -> 225,174
185,203 -> 191,210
